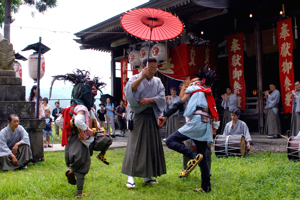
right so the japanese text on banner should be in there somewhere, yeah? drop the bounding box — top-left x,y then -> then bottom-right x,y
227,33 -> 246,110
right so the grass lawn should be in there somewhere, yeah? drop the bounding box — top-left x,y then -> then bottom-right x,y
1,150 -> 299,200
51,125 -> 62,144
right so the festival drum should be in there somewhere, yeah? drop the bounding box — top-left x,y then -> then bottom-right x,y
214,134 -> 247,157
287,137 -> 300,161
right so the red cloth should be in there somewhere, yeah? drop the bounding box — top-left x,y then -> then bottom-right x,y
191,87 -> 219,119
227,33 -> 246,110
277,18 -> 294,113
61,105 -> 77,147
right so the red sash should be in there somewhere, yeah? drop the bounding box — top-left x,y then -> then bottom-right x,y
61,104 -> 77,146
191,88 -> 219,119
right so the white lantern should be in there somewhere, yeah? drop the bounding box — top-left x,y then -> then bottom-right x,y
13,61 -> 22,78
128,50 -> 141,67
139,46 -> 150,64
152,43 -> 167,63
28,53 -> 45,81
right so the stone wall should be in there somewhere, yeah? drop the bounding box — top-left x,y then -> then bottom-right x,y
0,69 -> 45,162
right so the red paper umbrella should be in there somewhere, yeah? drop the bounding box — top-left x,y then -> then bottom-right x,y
121,8 -> 183,41
121,8 -> 183,64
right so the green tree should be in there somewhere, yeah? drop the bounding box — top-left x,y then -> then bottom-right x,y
1,0 -> 57,41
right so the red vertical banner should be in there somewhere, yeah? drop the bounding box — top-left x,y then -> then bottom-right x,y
227,33 -> 246,110
277,18 -> 294,113
120,59 -> 128,106
132,67 -> 139,75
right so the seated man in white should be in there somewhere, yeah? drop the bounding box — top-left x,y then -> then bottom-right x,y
0,114 -> 32,170
222,108 -> 251,151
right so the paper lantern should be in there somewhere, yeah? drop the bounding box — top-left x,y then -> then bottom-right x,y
152,43 -> 167,63
13,61 -> 22,78
139,46 -> 151,63
128,50 -> 141,67
28,53 -> 45,81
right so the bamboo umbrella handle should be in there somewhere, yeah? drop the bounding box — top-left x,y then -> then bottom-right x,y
279,134 -> 289,140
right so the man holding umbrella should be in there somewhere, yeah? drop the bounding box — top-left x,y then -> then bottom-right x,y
121,57 -> 166,189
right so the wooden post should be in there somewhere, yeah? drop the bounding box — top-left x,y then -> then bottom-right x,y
111,49 -> 116,96
254,22 -> 264,134
36,37 -> 42,119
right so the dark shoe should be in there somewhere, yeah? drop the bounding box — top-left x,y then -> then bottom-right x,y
110,135 -> 115,138
96,154 -> 110,165
267,134 -> 276,139
48,144 -> 53,148
65,169 -> 76,185
143,179 -> 159,185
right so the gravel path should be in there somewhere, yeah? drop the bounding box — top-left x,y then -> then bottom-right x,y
250,142 -> 287,153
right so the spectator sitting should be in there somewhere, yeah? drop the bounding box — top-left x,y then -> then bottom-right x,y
222,108 -> 252,152
41,109 -> 53,148
0,114 -> 32,171
52,101 -> 62,139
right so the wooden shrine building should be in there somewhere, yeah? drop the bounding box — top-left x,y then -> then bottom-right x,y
74,0 -> 300,134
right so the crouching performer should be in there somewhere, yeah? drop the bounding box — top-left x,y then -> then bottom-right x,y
158,67 -> 219,193
50,70 -> 100,198
0,114 -> 32,171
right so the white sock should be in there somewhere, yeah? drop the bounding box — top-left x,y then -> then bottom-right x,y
127,176 -> 135,184
143,177 -> 152,182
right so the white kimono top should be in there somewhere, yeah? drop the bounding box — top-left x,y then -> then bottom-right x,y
221,93 -> 237,112
125,72 -> 165,121
223,119 -> 252,142
0,125 -> 30,157
265,89 -> 280,114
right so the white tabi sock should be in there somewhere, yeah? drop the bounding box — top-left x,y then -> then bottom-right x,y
127,176 -> 135,184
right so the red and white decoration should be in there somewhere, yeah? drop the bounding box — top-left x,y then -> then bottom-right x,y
13,61 -> 22,78
151,43 -> 167,63
28,53 -> 45,80
139,46 -> 150,64
128,50 -> 141,67
277,18 -> 294,113
227,33 -> 246,110
157,43 -> 217,81
120,59 -> 128,106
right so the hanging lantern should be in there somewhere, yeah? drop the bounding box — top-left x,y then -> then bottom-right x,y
151,43 -> 167,63
13,61 -> 22,78
139,46 -> 150,63
128,50 -> 141,67
28,53 -> 45,81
